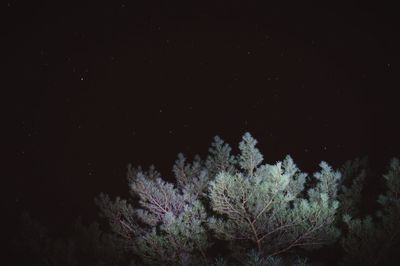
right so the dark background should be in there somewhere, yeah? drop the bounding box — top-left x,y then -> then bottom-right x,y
5,1 -> 399,240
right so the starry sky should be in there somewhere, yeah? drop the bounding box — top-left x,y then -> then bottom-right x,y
6,2 -> 399,232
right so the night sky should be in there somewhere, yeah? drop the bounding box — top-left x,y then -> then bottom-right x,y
6,2 -> 399,236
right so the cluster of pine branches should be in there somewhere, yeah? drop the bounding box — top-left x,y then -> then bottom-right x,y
14,133 -> 400,265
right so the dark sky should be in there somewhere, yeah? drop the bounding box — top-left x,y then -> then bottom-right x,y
6,2 -> 399,231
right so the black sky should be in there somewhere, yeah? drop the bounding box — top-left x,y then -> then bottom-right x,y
6,2 -> 399,233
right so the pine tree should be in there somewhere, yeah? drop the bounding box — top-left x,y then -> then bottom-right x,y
96,132 -> 342,265
208,133 -> 341,261
14,133 -> 400,265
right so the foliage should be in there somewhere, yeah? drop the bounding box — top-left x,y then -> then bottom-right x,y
211,250 -> 309,266
95,132 -> 341,265
14,132 -> 400,265
206,135 -> 237,177
340,158 -> 400,265
337,157 -> 368,217
95,167 -> 209,265
173,153 -> 210,198
208,134 -> 340,259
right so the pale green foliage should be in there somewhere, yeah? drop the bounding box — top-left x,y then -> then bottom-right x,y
133,200 -> 208,265
126,164 -> 161,198
239,133 -> 263,177
208,134 -> 340,257
206,136 -> 237,177
19,130 -> 400,265
173,153 -> 209,198
341,158 -> 400,265
307,161 -> 341,203
127,164 -> 161,182
96,132 -> 344,265
280,156 -> 308,201
96,166 -> 209,265
131,175 -> 193,221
